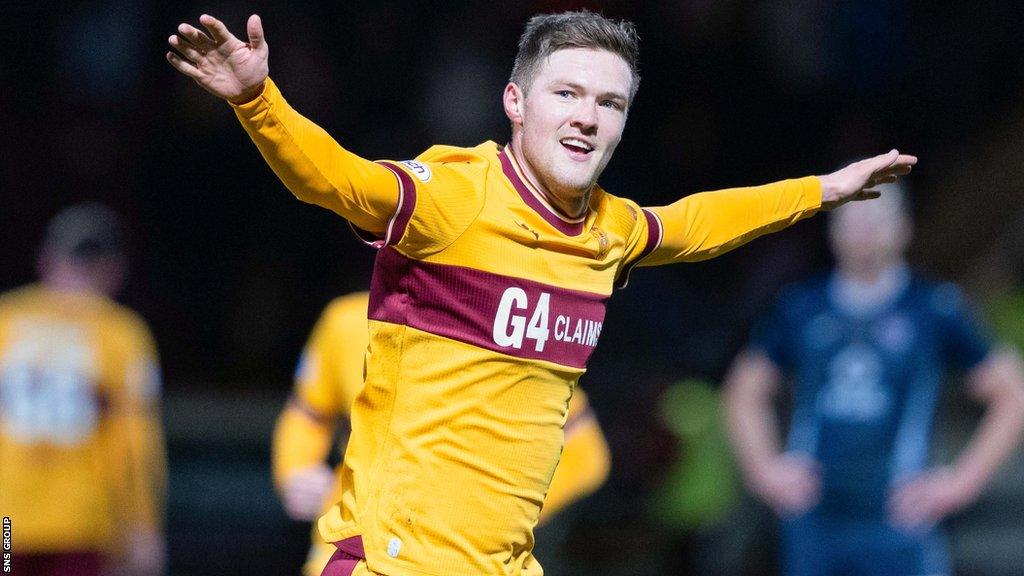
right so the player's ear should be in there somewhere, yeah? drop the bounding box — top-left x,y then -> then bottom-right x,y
503,83 -> 524,126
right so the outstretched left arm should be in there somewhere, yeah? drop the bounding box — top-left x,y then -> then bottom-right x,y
640,150 -> 917,266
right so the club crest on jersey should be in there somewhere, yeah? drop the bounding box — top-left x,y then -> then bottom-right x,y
400,160 -> 432,183
590,226 -> 610,259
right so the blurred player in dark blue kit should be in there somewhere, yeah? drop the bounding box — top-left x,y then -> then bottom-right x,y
724,183 -> 1024,576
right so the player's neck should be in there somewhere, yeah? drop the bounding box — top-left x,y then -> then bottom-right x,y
41,271 -> 110,298
547,189 -> 589,220
836,259 -> 905,284
832,261 -> 909,313
507,141 -> 590,219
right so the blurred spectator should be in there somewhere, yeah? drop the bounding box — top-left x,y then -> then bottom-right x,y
0,203 -> 167,576
651,379 -> 739,532
723,185 -> 1024,576
650,379 -> 742,575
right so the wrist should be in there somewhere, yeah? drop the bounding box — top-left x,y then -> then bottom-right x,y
745,455 -> 780,486
816,174 -> 843,210
228,80 -> 266,106
948,465 -> 985,501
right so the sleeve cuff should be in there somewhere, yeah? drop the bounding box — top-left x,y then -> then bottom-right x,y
229,77 -> 278,115
802,175 -> 824,212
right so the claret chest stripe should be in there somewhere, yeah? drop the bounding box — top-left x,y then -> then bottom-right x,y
368,247 -> 607,368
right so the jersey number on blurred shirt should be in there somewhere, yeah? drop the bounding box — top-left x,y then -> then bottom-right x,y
0,325 -> 98,445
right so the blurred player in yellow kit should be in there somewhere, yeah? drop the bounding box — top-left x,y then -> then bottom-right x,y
0,203 -> 167,576
168,9 -> 916,576
272,292 -> 611,576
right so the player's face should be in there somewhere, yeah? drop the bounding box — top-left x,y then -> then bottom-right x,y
516,48 -> 632,204
829,188 -> 911,271
38,251 -> 127,296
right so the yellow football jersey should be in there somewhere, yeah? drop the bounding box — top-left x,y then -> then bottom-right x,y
293,293 -> 369,424
0,285 -> 166,553
273,292 -> 611,576
272,292 -> 369,495
236,78 -> 820,576
273,292 -> 370,576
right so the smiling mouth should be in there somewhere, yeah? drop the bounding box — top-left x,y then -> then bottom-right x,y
560,138 -> 594,159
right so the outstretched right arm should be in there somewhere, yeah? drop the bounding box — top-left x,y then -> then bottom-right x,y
167,14 -> 399,235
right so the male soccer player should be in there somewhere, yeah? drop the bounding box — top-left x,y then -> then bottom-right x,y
724,186 -> 1024,576
0,203 -> 167,576
166,10 -> 916,576
272,291 -> 611,576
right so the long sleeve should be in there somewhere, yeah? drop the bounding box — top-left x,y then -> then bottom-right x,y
639,176 -> 821,266
115,321 -> 167,535
272,294 -> 369,489
272,403 -> 339,491
232,78 -> 402,236
122,400 -> 167,532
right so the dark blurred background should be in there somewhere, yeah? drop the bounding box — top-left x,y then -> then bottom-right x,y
4,1 -> 1024,575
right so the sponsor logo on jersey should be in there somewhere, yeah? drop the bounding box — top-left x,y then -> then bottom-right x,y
400,160 -> 432,183
492,287 -> 603,352
369,248 -> 608,368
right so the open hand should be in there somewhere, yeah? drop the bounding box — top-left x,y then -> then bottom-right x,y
166,14 -> 268,104
106,530 -> 166,576
819,150 -> 918,210
281,463 -> 335,521
126,530 -> 167,576
888,467 -> 978,531
750,453 -> 821,517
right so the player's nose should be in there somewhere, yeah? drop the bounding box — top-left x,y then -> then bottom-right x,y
569,101 -> 599,133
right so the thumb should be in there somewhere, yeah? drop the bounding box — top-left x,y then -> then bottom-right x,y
247,14 -> 265,49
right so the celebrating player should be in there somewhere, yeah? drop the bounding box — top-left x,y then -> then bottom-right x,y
272,292 -> 611,576
724,186 -> 1024,576
0,203 -> 167,576
167,10 -> 916,576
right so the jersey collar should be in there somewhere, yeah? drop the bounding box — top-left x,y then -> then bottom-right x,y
828,264 -> 912,317
498,145 -> 587,236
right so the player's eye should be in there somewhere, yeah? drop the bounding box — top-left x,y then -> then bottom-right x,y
600,100 -> 622,111
556,90 -> 574,99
